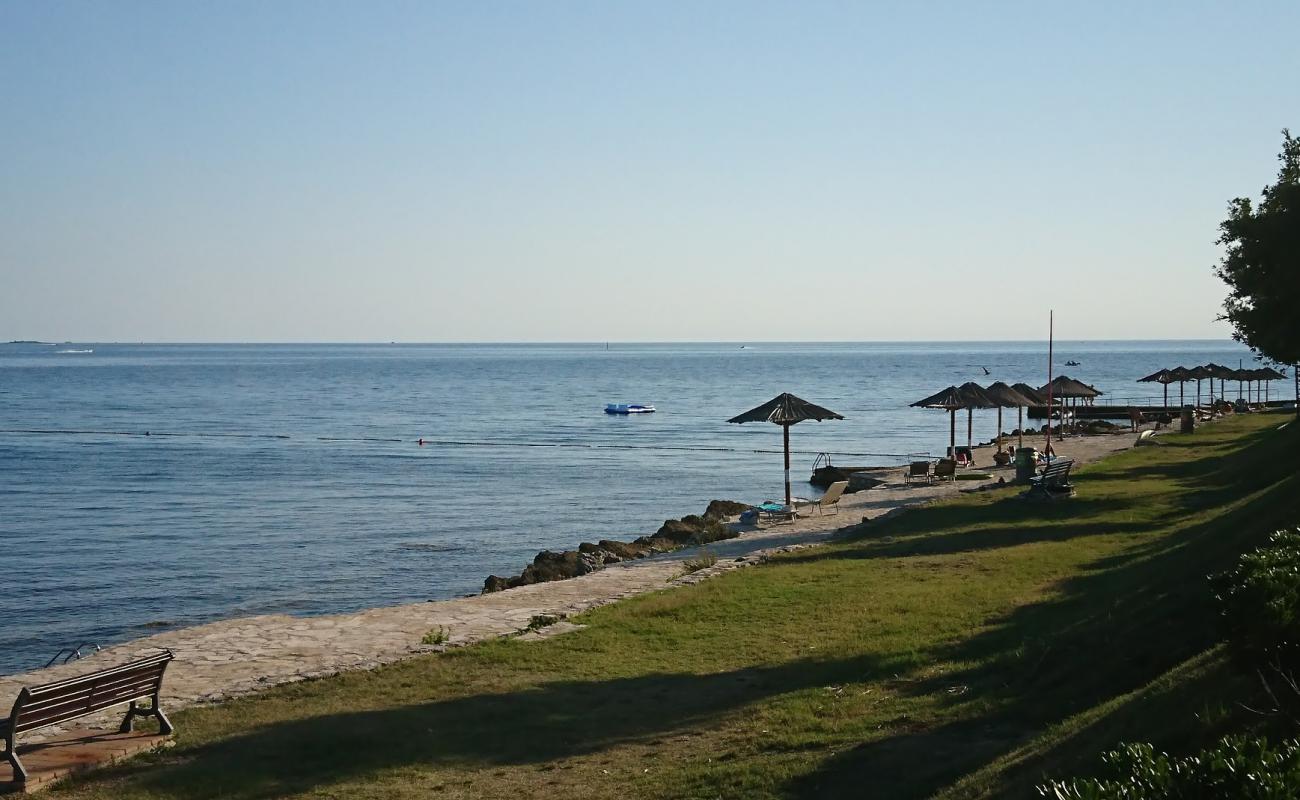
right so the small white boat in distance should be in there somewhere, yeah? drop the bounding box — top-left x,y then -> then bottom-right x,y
605,403 -> 656,414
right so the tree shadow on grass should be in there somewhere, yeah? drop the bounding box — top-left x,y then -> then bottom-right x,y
93,653 -> 900,800
779,497 -> 1146,566
784,425 -> 1300,799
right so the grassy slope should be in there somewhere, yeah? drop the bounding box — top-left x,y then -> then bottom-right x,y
50,413 -> 1298,800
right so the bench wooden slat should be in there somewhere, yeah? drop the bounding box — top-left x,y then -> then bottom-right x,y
24,654 -> 172,698
19,666 -> 168,713
18,671 -> 167,718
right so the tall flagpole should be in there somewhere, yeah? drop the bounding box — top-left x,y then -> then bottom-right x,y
1045,310 -> 1054,459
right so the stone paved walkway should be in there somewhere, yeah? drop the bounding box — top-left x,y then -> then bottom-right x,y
2,429 -> 1143,742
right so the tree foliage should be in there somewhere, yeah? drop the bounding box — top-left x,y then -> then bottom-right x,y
1039,736 -> 1300,799
1216,130 -> 1300,366
1214,528 -> 1300,720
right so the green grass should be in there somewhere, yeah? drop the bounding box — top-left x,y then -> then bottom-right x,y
51,414 -> 1299,799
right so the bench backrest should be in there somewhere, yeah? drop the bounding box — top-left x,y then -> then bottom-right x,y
934,459 -> 956,478
1042,459 -> 1074,482
908,461 -> 930,477
8,651 -> 173,736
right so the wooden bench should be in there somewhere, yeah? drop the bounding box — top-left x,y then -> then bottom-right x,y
2,650 -> 174,785
1027,459 -> 1075,499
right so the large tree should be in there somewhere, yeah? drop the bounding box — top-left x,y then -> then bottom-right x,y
1216,130 -> 1300,374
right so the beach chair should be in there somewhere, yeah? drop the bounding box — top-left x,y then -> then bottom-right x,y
954,446 -> 974,468
933,458 -> 957,482
810,481 -> 848,515
905,461 -> 934,485
754,501 -> 795,525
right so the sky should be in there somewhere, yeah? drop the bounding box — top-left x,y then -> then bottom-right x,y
2,1 -> 1297,343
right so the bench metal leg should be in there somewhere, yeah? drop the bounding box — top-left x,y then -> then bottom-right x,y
119,701 -> 139,733
4,741 -> 27,784
118,697 -> 173,735
154,700 -> 174,736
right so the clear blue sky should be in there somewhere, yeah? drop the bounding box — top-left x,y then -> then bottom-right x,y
2,1 -> 1296,342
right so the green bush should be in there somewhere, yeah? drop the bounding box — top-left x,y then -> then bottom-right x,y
1213,528 -> 1300,715
1039,735 -> 1300,799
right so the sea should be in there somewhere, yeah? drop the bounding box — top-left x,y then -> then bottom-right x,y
0,340 -> 1262,675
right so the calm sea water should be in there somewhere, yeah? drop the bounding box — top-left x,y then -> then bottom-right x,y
0,340 -> 1260,675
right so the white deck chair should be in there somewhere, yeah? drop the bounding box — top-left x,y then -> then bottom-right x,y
812,480 -> 848,515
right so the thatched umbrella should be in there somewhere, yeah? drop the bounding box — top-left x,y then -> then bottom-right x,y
983,382 -> 1036,452
911,386 -> 967,462
1204,363 -> 1236,405
1137,369 -> 1174,409
1010,383 -> 1047,449
955,382 -> 998,452
728,392 -> 844,507
1166,366 -> 1191,407
1187,365 -> 1213,409
1260,366 -> 1287,404
1229,367 -> 1247,401
1039,375 -> 1102,429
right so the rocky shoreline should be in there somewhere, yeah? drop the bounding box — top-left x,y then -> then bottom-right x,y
482,499 -> 751,593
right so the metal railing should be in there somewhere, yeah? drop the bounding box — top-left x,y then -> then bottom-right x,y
44,642 -> 101,669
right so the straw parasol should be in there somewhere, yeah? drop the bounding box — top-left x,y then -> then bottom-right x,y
983,382 -> 1036,452
1011,383 -> 1047,448
1186,366 -> 1213,409
955,382 -> 998,452
1259,366 -> 1287,404
728,392 -> 844,507
1166,366 -> 1191,407
1137,368 -> 1174,409
1204,363 -> 1236,405
910,385 -> 993,461
1039,375 -> 1102,428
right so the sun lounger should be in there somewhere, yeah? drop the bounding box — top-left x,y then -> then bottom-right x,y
809,481 -> 847,515
934,458 -> 957,482
905,461 -> 934,485
754,501 -> 796,525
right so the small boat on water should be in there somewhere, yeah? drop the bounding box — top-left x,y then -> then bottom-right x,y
1065,360 -> 1080,366
605,403 -> 656,415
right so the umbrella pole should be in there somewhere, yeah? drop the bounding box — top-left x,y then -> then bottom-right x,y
1180,382 -> 1184,407
997,407 -> 1003,452
950,408 -> 956,459
1163,383 -> 1168,409
783,423 -> 792,508
1018,407 -> 1023,449
967,408 -> 973,450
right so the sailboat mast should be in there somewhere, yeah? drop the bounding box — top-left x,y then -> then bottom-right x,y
1045,310 -> 1054,457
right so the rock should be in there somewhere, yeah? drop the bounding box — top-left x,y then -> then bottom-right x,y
483,575 -> 513,593
482,506 -> 741,593
599,539 -> 652,559
654,518 -> 703,544
703,499 -> 751,521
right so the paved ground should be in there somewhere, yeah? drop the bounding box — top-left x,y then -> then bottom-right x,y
1,428 -> 1144,744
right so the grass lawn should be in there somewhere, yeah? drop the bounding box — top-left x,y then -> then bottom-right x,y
51,413 -> 1299,799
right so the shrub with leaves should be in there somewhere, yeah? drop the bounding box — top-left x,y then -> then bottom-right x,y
1039,735 -> 1300,799
1213,528 -> 1300,716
